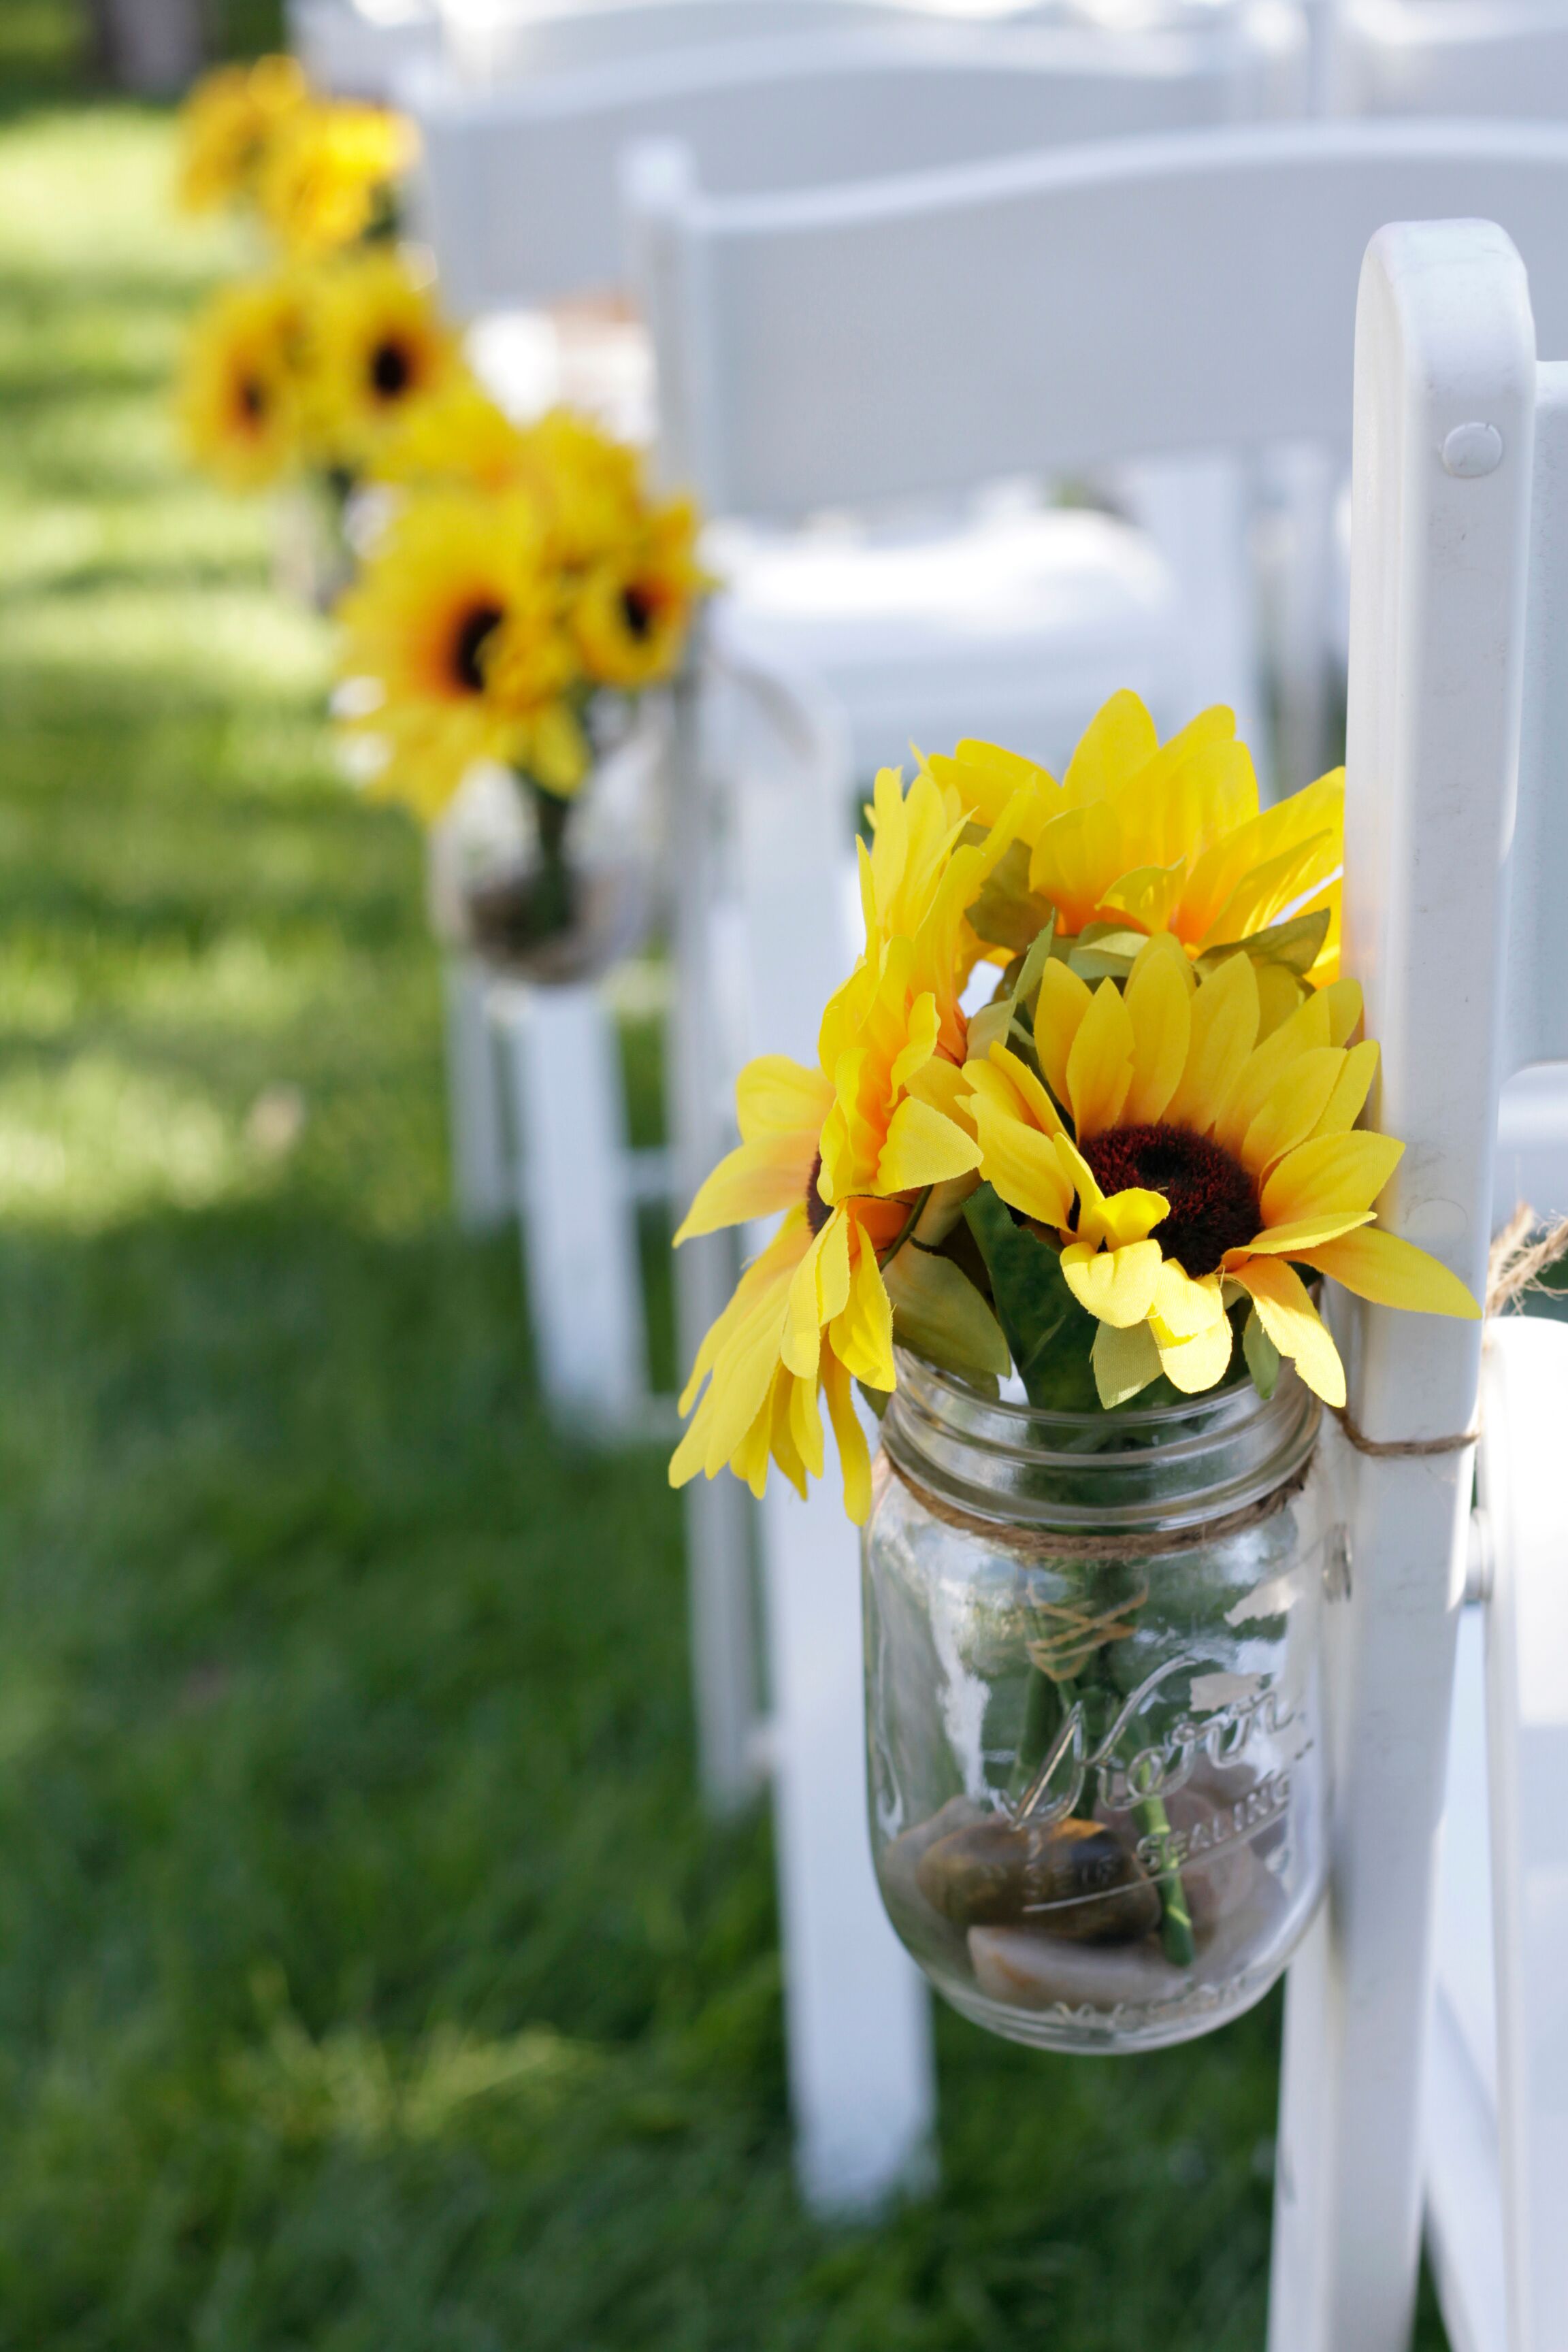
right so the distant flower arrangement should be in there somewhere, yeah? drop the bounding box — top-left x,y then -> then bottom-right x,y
176,53 -> 414,256
670,695 -> 1480,1522
336,394 -> 708,971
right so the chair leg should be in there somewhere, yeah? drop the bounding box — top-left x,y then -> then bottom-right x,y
667,672 -> 766,1812
493,978 -> 648,1433
443,956 -> 512,1234
760,1477 -> 936,2216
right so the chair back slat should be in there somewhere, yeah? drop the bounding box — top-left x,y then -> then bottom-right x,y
630,120 -> 1568,512
408,20 -> 1293,313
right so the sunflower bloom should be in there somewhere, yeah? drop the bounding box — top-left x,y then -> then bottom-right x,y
178,276 -> 306,491
369,380 -> 533,496
177,54 -> 309,215
299,250 -> 461,470
257,101 -> 414,257
503,409 -> 645,569
336,490 -> 585,819
928,691 -> 1344,993
571,498 -> 706,690
965,934 -> 1477,1407
672,864 -> 1013,1516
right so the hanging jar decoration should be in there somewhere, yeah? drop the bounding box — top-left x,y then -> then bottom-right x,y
333,393 -> 710,985
864,1356 -> 1329,2050
666,693 -> 1482,2050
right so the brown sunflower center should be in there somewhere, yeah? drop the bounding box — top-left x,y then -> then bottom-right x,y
370,337 -> 413,399
804,1149 -> 831,1237
237,374 -> 267,425
451,602 -> 505,694
620,583 -> 656,641
1079,1123 -> 1258,1279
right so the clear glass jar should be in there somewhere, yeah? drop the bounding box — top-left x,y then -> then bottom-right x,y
427,701 -> 666,987
864,1354 -> 1331,2053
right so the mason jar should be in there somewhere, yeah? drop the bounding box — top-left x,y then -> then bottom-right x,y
864,1354 -> 1333,2053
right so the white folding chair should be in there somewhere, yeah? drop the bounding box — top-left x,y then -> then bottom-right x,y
403,18 -> 1301,1824
286,0 -> 440,97
632,120 -> 1568,2226
436,0 -> 1000,85
1335,0 -> 1568,118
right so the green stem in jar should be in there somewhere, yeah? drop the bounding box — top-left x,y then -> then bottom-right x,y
1009,1661 -> 1062,1803
1131,1793 -> 1195,1967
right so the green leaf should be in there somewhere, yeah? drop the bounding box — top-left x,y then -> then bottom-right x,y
967,840 -> 1059,954
1195,908 -> 1331,981
884,1244 -> 1011,1382
962,1183 -> 1101,1409
1242,1305 -> 1281,1400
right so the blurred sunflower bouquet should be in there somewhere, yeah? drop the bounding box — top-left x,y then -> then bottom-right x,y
176,53 -> 414,255
671,692 -> 1480,1522
336,390 -> 708,975
174,55 -> 452,591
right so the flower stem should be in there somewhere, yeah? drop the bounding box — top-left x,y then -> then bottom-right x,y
527,777 -> 576,941
1132,1794 -> 1195,1966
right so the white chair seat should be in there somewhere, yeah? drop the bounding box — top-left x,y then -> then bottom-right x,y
708,504 -> 1185,778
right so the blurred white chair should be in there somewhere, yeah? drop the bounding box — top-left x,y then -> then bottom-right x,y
402,16 -> 1301,1827
287,0 -> 441,96
1335,0 -> 1568,118
631,112 -> 1568,2220
1426,1316 -> 1568,2352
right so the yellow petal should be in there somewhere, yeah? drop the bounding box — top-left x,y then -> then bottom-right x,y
829,1220 -> 896,1388
822,1350 -> 874,1524
1232,1210 -> 1375,1258
1034,960 -> 1094,1107
1242,1046 -> 1347,1179
1233,1256 -> 1346,1407
1150,1260 -> 1226,1341
1164,951 -> 1260,1134
1052,1132 -> 1167,1250
1122,933 -> 1194,1124
784,1207 -> 850,1377
1065,978 -> 1134,1141
1028,800 -> 1124,932
1061,689 -> 1159,808
1153,1311 -> 1235,1394
977,1042 -> 1064,1139
1293,1226 -> 1481,1320
675,1132 -> 816,1241
972,1090 -> 1075,1228
1319,977 -> 1363,1049
876,1095 -> 983,1194
1261,1130 -> 1404,1227
1311,1038 -> 1379,1139
1092,1316 -> 1163,1407
1096,862 -> 1186,936
736,1053 -> 835,1145
1212,990 -> 1331,1161
1060,1237 -> 1164,1328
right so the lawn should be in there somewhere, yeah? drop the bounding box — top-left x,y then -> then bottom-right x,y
0,10 -> 1450,2345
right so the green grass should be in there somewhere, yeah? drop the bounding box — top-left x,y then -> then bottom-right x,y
0,27 -> 1454,2349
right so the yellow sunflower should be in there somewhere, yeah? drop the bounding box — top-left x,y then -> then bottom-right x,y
368,380 -> 533,496
928,691 -> 1343,1004
964,932 -> 1478,1408
672,788 -> 1031,1518
257,100 -> 416,257
571,497 -> 705,691
336,490 -> 585,821
300,250 -> 461,471
177,54 -> 309,216
509,409 -> 644,570
178,276 -> 306,491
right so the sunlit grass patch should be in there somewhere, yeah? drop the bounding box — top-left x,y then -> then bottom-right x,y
0,1051 -> 252,1223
